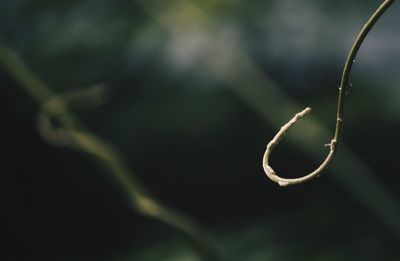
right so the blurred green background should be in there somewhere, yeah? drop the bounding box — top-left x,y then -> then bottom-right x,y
1,0 -> 400,260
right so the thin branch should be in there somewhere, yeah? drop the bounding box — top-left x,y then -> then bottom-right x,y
263,0 -> 396,186
0,42 -> 220,260
263,107 -> 336,186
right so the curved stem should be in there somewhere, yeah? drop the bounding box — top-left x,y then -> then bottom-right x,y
335,0 -> 395,141
0,42 -> 220,260
263,0 -> 396,186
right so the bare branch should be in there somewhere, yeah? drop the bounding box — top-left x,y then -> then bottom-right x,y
263,0 -> 396,186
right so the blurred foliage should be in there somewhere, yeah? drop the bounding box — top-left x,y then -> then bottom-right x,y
1,0 -> 400,260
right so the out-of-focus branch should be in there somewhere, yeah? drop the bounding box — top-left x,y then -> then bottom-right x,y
0,41 -> 220,261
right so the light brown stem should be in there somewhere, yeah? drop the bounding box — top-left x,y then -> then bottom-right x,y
263,0 -> 396,186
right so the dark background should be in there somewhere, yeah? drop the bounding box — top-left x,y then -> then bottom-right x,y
1,0 -> 400,260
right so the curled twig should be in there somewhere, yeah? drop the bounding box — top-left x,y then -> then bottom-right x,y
263,107 -> 337,186
263,0 -> 396,186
